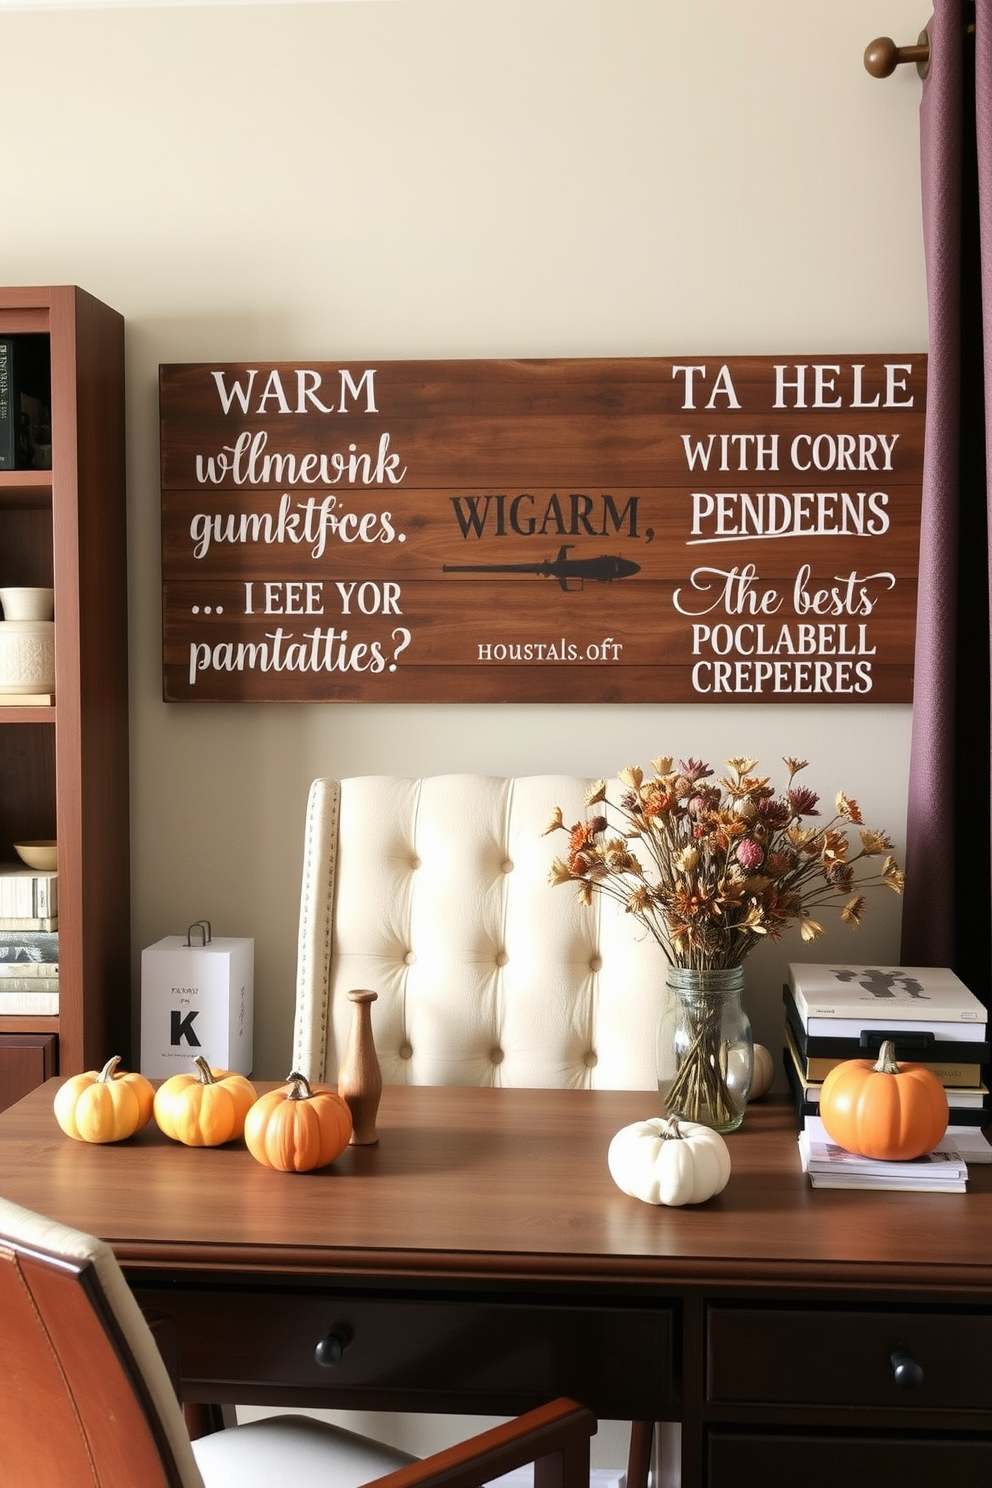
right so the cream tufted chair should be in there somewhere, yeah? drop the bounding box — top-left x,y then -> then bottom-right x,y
291,775 -> 662,1488
292,774 -> 663,1090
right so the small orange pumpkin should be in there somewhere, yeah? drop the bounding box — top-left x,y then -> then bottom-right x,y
244,1071 -> 353,1172
819,1039 -> 949,1161
54,1055 -> 155,1143
153,1056 -> 257,1147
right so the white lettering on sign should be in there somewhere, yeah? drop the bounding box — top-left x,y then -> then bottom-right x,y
189,496 -> 399,560
210,368 -> 379,415
681,434 -> 780,472
671,364 -> 742,410
690,659 -> 874,694
771,363 -> 914,409
672,563 -> 895,620
243,581 -> 325,616
186,625 -> 415,683
194,430 -> 406,487
688,491 -> 890,542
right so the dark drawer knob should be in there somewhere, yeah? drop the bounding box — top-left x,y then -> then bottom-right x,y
315,1326 -> 352,1368
890,1350 -> 924,1388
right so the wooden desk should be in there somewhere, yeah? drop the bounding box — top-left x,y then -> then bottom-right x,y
2,1082 -> 992,1487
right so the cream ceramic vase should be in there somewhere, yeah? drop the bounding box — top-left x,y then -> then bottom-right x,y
0,588 -> 56,694
0,622 -> 56,693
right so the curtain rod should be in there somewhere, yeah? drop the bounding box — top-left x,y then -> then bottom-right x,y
864,32 -> 931,79
865,19 -> 978,80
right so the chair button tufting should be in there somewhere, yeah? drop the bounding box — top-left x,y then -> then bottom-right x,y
399,1042 -> 413,1060
404,950 -> 416,966
491,1048 -> 504,1065
495,950 -> 509,967
410,856 -> 422,871
584,1051 -> 598,1068
589,954 -> 603,973
501,859 -> 514,874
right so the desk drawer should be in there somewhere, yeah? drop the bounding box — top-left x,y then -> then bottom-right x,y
707,1304 -> 992,1412
707,1430 -> 992,1486
138,1287 -> 676,1418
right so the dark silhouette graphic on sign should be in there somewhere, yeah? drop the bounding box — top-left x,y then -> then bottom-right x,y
443,544 -> 641,593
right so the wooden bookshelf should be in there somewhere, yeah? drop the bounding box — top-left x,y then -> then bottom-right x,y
0,286 -> 129,1109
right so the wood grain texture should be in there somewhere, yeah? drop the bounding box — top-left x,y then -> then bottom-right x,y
0,1083 -> 987,1291
0,287 -> 130,1078
4,1082 -> 990,1488
160,356 -> 926,703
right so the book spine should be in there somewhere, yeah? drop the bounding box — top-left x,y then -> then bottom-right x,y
0,990 -> 59,1013
785,991 -> 987,1083
0,961 -> 58,977
0,917 -> 58,933
0,339 -> 13,470
0,932 -> 60,958
0,975 -> 59,992
805,1015 -> 986,1040
0,874 -> 57,918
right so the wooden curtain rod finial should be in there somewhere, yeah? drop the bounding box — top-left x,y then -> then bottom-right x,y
864,32 -> 931,80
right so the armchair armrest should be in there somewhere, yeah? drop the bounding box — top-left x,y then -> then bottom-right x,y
366,1398 -> 595,1488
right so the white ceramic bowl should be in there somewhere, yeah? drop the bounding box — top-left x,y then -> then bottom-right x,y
14,840 -> 57,872
0,587 -> 54,622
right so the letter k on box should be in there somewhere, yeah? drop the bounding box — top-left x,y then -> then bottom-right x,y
140,932 -> 254,1077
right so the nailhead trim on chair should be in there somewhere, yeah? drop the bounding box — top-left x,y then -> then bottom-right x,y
293,778 -> 341,1078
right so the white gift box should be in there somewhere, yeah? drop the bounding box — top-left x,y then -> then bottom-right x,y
140,922 -> 253,1077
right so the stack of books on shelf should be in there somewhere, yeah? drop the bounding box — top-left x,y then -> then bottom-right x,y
784,962 -> 989,1129
0,863 -> 58,1013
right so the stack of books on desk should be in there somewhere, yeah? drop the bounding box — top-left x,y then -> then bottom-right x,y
784,962 -> 989,1131
799,1115 -> 969,1192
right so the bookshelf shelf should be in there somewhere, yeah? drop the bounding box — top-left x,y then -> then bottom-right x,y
0,707 -> 56,725
0,287 -> 129,1111
0,472 -> 52,507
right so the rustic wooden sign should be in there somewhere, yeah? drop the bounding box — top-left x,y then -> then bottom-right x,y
160,355 -> 925,703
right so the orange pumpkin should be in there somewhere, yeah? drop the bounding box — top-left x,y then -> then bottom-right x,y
244,1071 -> 353,1172
153,1056 -> 257,1147
54,1055 -> 155,1143
819,1040 -> 949,1161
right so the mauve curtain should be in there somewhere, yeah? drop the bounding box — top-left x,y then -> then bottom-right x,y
901,0 -> 992,1003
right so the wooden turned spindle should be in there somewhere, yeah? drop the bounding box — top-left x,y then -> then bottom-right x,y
338,989 -> 383,1145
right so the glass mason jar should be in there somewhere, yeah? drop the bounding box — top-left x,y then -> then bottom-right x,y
656,965 -> 754,1133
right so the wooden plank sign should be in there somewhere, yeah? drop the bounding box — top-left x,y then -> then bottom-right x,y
159,355 -> 925,703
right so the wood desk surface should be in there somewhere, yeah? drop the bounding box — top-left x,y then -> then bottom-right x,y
1,1081 -> 990,1296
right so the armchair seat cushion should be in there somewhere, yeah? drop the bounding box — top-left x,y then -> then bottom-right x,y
192,1415 -> 416,1488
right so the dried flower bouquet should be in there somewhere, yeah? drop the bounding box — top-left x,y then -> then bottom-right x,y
546,757 -> 904,1124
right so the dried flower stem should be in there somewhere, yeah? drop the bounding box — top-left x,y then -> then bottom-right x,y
663,996 -> 737,1128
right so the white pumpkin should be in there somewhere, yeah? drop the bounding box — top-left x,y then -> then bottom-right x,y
747,1044 -> 775,1102
607,1116 -> 731,1207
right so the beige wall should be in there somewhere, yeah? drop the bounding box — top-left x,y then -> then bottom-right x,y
0,0 -> 927,1081
0,0 -> 930,1460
